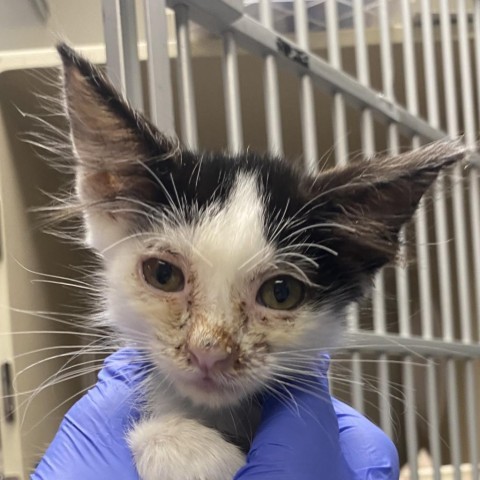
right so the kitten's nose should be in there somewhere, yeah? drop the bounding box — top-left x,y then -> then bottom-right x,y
187,345 -> 235,372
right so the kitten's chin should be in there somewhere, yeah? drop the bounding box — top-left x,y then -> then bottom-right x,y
173,376 -> 251,409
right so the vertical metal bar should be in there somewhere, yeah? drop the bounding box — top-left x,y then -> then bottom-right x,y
399,3 -> 419,477
352,0 -> 375,156
401,0 -> 419,116
438,1 -> 464,476
143,0 -> 175,134
474,0 -> 480,340
441,0 -> 471,344
409,0 -> 444,472
403,360 -> 419,480
425,359 -> 441,480
456,10 -> 480,473
222,31 -> 243,152
446,359 -> 462,480
439,0 -> 468,343
294,0 -> 318,173
465,359 -> 478,477
420,0 -> 440,128
352,0 -> 379,417
326,0 -> 348,166
475,0 -> 480,130
102,0 -> 144,112
325,1 -> 358,389
377,0 -> 396,440
174,4 -> 198,149
418,5 -> 443,474
458,0 -> 480,344
458,0 -> 476,149
404,0 -> 434,342
378,0 -> 395,101
259,0 -> 283,154
439,0 -> 459,136
350,355 -> 364,414
432,0 -> 457,342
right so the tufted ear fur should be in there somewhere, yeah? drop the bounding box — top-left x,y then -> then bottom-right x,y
57,43 -> 178,250
306,140 -> 467,294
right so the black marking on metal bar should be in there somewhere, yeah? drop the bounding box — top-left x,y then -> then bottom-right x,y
1,362 -> 15,423
276,38 -> 309,68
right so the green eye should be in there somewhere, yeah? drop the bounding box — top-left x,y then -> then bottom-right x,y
257,276 -> 305,310
142,258 -> 185,292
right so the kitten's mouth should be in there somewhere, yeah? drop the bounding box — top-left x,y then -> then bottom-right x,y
191,375 -> 219,391
173,369 -> 256,407
178,371 -> 236,395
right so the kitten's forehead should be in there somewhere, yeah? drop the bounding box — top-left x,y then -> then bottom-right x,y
163,172 -> 272,282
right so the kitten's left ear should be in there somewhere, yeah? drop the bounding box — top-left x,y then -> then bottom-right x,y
311,140 -> 468,278
57,42 -> 177,205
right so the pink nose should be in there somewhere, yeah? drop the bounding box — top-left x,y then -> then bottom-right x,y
187,345 -> 234,372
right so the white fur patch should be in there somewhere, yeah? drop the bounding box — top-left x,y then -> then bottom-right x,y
129,415 -> 245,480
83,210 -> 127,252
186,173 -> 271,302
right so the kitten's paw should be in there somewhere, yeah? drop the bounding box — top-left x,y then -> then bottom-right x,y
128,415 -> 245,480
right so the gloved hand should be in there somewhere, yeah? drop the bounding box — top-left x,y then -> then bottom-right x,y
31,349 -> 399,480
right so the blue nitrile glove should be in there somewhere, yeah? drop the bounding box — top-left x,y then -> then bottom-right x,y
32,349 -> 399,480
31,349 -> 145,480
234,356 -> 399,479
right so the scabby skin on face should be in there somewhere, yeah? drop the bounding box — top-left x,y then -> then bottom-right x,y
56,42 -> 466,480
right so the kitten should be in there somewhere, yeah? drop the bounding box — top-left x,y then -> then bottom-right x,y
56,43 -> 467,480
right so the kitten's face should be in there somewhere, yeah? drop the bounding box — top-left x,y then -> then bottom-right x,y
103,168 -> 343,408
57,44 -> 465,409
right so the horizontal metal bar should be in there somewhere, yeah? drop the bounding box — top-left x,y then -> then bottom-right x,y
344,332 -> 480,359
166,0 -> 446,141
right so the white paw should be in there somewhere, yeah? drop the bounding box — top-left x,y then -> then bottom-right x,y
128,415 -> 246,480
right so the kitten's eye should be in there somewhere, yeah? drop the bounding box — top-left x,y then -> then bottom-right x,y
257,276 -> 305,310
142,258 -> 185,292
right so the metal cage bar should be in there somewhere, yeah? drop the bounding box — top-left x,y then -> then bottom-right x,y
419,2 -> 443,473
259,0 -> 284,154
144,0 -> 175,134
222,31 -> 244,152
174,4 -> 199,149
457,2 -> 479,476
325,0 -> 348,166
294,0 -> 318,173
400,2 -> 420,476
102,0 -> 144,112
377,0 -> 396,442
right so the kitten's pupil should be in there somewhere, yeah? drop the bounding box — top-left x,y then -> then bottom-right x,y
273,279 -> 290,303
156,261 -> 173,284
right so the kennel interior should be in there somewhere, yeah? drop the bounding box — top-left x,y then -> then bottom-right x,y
1,0 -> 480,478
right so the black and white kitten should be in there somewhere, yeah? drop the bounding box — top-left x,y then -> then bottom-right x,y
56,44 -> 466,480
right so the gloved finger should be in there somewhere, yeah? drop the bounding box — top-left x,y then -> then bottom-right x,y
235,355 -> 354,480
32,349 -> 148,480
333,398 -> 400,480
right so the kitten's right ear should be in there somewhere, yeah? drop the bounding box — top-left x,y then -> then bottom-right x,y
57,43 -> 178,251
57,43 -> 177,205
